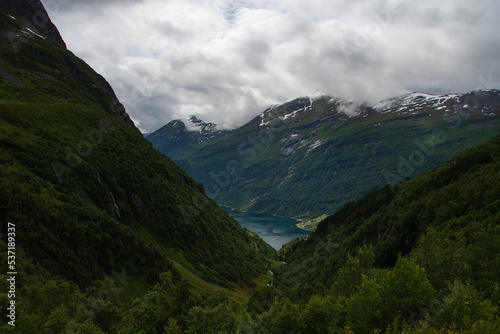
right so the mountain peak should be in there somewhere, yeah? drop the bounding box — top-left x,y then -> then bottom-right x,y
180,115 -> 220,133
0,0 -> 66,48
148,89 -> 500,219
258,95 -> 367,128
259,90 -> 500,127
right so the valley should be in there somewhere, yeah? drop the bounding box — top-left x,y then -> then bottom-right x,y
1,1 -> 499,333
148,91 -> 500,222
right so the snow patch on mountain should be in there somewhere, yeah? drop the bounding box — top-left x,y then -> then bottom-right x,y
181,115 -> 222,133
23,28 -> 46,40
306,140 -> 325,155
373,92 -> 460,113
278,97 -> 313,121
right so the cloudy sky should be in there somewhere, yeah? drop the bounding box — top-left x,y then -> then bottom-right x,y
41,0 -> 500,133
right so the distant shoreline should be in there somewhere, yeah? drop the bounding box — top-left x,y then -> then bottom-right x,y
296,214 -> 329,232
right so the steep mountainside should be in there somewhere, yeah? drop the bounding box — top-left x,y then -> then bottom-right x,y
245,134 -> 500,333
277,133 -> 500,292
0,0 -> 66,48
0,0 -> 271,294
148,91 -> 500,219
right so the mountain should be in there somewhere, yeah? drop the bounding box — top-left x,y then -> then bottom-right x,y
1,2 -> 499,333
0,0 -> 273,302
256,133 -> 500,333
277,133 -> 500,289
0,0 -> 66,48
145,115 -> 231,172
148,91 -> 500,219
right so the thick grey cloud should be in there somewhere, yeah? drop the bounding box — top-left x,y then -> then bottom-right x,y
41,0 -> 500,133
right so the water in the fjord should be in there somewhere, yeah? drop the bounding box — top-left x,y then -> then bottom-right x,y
221,207 -> 311,250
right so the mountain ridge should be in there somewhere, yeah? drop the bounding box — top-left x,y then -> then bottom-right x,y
145,115 -> 232,171
148,89 -> 500,219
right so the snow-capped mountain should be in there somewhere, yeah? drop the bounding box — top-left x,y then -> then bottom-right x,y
373,92 -> 460,113
147,90 -> 500,218
180,115 -> 221,133
373,90 -> 500,116
256,90 -> 500,126
145,116 -> 231,171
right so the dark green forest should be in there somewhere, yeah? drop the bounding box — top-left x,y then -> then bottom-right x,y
2,134 -> 500,333
271,134 -> 500,333
1,1 -> 500,333
1,3 -> 272,331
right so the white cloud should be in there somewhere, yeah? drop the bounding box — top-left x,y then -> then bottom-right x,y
42,0 -> 500,133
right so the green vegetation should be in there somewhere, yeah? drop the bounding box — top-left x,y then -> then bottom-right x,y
270,134 -> 500,333
150,95 -> 500,220
297,214 -> 328,231
1,2 -> 499,333
1,1 -> 270,313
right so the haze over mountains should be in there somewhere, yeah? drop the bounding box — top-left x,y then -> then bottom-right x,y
148,89 -> 500,219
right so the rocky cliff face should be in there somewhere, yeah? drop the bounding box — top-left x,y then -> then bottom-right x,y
0,0 -> 66,48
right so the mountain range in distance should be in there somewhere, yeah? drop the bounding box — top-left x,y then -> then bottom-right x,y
147,89 -> 500,222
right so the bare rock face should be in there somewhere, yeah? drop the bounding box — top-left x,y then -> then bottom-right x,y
0,0 -> 66,48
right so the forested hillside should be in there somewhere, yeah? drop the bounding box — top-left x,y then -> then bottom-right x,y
148,92 -> 500,220
278,134 -> 500,290
0,2 -> 273,331
10,131 -> 492,333
1,1 -> 499,333
266,134 -> 500,333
